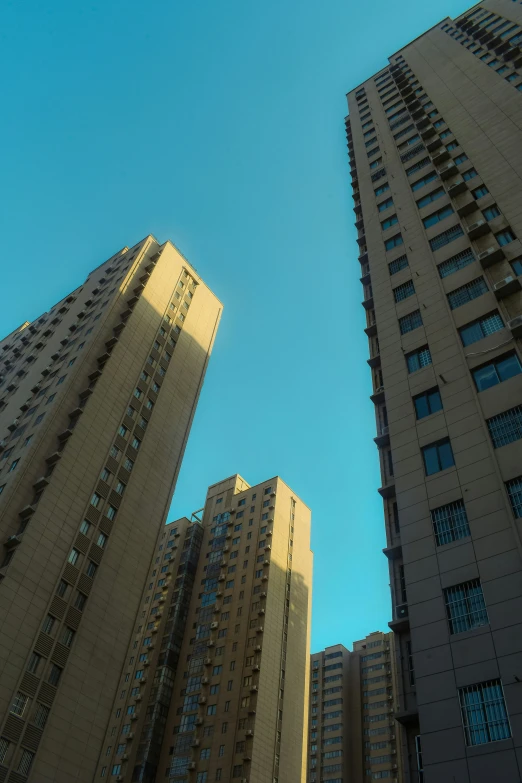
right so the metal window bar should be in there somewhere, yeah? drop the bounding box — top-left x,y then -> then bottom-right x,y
459,680 -> 511,745
429,224 -> 464,251
444,579 -> 489,634
400,143 -> 426,163
393,280 -> 415,302
371,168 -> 387,183
448,277 -> 488,309
407,347 -> 432,373
438,248 -> 475,278
0,738 -> 9,764
389,112 -> 411,131
399,309 -> 423,334
394,123 -> 415,140
506,477 -> 522,519
431,500 -> 470,545
481,312 -> 504,336
415,736 -> 424,783
368,146 -> 381,158
388,254 -> 409,275
406,156 -> 431,176
487,405 -> 522,448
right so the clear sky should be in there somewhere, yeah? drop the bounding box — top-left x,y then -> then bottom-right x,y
1,0 -> 471,651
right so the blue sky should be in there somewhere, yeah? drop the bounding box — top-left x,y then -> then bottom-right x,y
1,0 -> 470,651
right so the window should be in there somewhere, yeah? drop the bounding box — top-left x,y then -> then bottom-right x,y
429,224 -> 464,251
124,457 -> 134,471
459,312 -> 504,346
423,204 -> 454,228
406,346 -> 432,373
381,214 -> 398,230
416,187 -> 444,209
399,310 -> 422,334
86,561 -> 97,578
80,519 -> 91,536
48,664 -> 62,686
438,248 -> 475,278
118,425 -> 128,438
131,437 -> 141,450
444,579 -> 488,634
487,405 -> 522,448
378,197 -> 393,212
11,692 -> 29,717
413,388 -> 442,419
111,766 -> 122,776
422,438 -> 455,475
97,532 -> 108,548
496,229 -> 516,246
384,233 -> 403,251
473,353 -> 522,392
42,615 -> 56,635
17,750 -> 34,776
406,156 -> 431,177
68,548 -> 80,566
393,280 -> 415,302
459,680 -> 510,745
74,592 -> 87,611
91,492 -> 101,508
27,652 -> 42,674
61,627 -> 75,647
388,254 -> 408,275
374,183 -> 390,197
8,459 -> 19,472
33,703 -> 50,729
411,170 -> 438,191
448,277 -> 488,309
463,168 -> 478,181
35,413 -> 45,425
483,205 -> 501,221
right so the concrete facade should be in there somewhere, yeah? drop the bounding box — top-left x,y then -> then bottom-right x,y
143,474 -> 313,783
307,633 -> 402,783
0,236 -> 222,782
346,2 -> 522,781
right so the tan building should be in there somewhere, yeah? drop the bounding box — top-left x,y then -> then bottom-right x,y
307,633 -> 402,783
0,235 -> 222,782
109,473 -> 312,783
345,1 -> 522,781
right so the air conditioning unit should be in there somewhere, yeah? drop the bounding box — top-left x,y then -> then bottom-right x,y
216,590 -> 223,597
265,544 -> 272,551
256,626 -> 264,633
396,603 -> 409,619
210,621 -> 219,629
195,717 -> 204,725
258,608 -> 265,615
151,626 -> 158,634
494,276 -> 516,292
467,218 -> 486,232
198,696 -> 207,705
135,695 -> 142,702
122,753 -> 129,760
252,664 -> 260,672
116,777 -> 123,782
207,640 -> 215,647
127,732 -> 134,740
225,533 -> 232,539
130,714 -> 138,721
187,761 -> 196,770
254,645 -> 262,652
390,734 -> 396,740
201,677 -> 209,684
223,546 -> 230,552
388,695 -> 393,700
263,560 -> 270,567
158,596 -> 166,603
393,764 -> 398,770
220,560 -> 227,567
218,575 -> 226,581
191,739 -> 200,747
448,179 -> 464,194
266,530 -> 272,537
245,729 -> 254,736
381,425 -> 389,436
508,315 -> 522,337
250,685 -> 258,693
204,658 -> 212,665
260,592 -> 267,598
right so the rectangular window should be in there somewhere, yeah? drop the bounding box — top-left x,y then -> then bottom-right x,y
459,312 -> 504,346
431,500 -> 470,546
438,248 -> 475,278
463,168 -> 478,181
459,680 -> 510,745
411,170 -> 438,191
388,254 -> 408,275
496,229 -> 516,246
483,205 -> 501,221
10,692 -> 28,717
444,579 -> 488,634
416,187 -> 445,209
413,387 -> 442,419
399,310 -> 422,334
422,438 -> 455,475
48,664 -> 62,686
487,405 -> 522,448
406,346 -> 432,373
448,277 -> 488,309
393,280 -> 415,302
374,183 -> 390,197
472,185 -> 489,199
381,215 -> 398,231
429,224 -> 464,251
473,353 -> 522,392
378,197 -> 393,212
17,750 -> 34,776
423,204 -> 454,228
406,156 -> 431,177
33,703 -> 50,729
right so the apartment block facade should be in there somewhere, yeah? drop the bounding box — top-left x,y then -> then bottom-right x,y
0,235 -> 222,782
137,474 -> 312,783
307,633 -> 401,783
346,2 -> 522,781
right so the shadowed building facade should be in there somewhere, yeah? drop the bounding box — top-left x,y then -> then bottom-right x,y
345,1 -> 522,781
307,633 -> 402,783
103,474 -> 312,783
0,236 -> 222,781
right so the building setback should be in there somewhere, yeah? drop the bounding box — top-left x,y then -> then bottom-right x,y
346,1 -> 522,781
0,235 -> 222,782
307,633 -> 402,783
109,474 -> 312,783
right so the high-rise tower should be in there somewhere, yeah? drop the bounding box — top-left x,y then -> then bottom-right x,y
0,235 -> 221,782
346,2 -> 522,781
112,474 -> 312,783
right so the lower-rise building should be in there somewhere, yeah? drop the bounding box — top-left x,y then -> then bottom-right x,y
99,473 -> 313,783
308,632 -> 402,783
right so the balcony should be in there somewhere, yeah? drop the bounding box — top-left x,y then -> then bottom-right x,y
367,352 -> 381,369
378,480 -> 395,499
494,276 -> 522,299
477,245 -> 505,268
383,542 -> 402,560
439,161 -> 457,180
431,148 -> 450,167
508,315 -> 522,338
374,426 -> 390,448
395,706 -> 419,726
455,196 -> 476,218
362,294 -> 374,311
416,116 -> 430,130
365,321 -> 377,338
370,386 -> 385,405
426,136 -> 442,153
420,126 -> 436,141
389,602 -> 409,633
466,218 -> 491,240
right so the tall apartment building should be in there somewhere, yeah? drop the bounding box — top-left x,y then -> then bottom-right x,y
345,2 -> 522,781
0,235 -> 222,782
307,633 -> 401,783
106,473 -> 312,783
